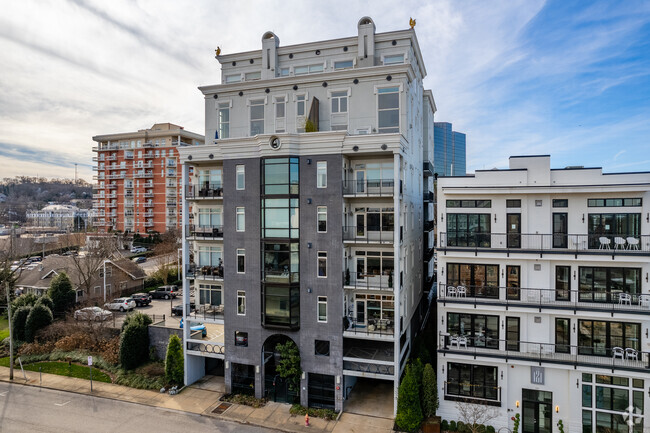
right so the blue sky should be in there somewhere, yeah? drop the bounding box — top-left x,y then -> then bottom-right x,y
1,0 -> 649,180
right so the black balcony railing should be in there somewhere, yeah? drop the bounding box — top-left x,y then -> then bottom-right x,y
343,360 -> 394,376
439,232 -> 650,254
438,283 -> 650,314
438,333 -> 650,372
343,271 -> 393,290
343,317 -> 395,337
186,183 -> 223,199
185,224 -> 223,239
342,179 -> 394,196
342,226 -> 394,243
187,303 -> 225,321
185,264 -> 223,280
186,341 -> 225,355
442,382 -> 501,406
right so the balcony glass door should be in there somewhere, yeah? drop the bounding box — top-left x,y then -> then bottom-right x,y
507,214 -> 521,248
553,213 -> 568,248
356,213 -> 366,238
355,170 -> 365,193
355,300 -> 366,325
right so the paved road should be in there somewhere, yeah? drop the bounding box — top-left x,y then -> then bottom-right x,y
0,382 -> 278,433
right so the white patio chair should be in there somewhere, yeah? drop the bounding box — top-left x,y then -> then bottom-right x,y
458,336 -> 468,348
618,293 -> 632,305
447,286 -> 457,297
639,295 -> 650,308
614,237 -> 626,250
449,336 -> 459,347
612,347 -> 624,359
627,237 -> 639,250
599,237 -> 611,249
456,286 -> 467,297
625,348 -> 638,360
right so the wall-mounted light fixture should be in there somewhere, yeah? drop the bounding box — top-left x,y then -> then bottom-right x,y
500,371 -> 503,380
646,329 -> 648,338
501,320 -> 504,330
573,323 -> 576,332
582,214 -> 585,223
494,214 -> 497,223
442,365 -> 444,374
574,270 -> 577,280
441,214 -> 444,222
555,405 -> 560,414
576,379 -> 579,389
441,267 -> 444,276
646,272 -> 649,283
515,400 -> 520,409
647,213 -> 649,223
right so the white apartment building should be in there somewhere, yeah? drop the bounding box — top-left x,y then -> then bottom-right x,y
178,17 -> 435,413
436,155 -> 650,432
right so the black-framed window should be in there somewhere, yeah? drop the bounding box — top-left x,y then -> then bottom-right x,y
447,313 -> 499,348
446,363 -> 499,401
555,318 -> 570,353
315,340 -> 330,356
588,198 -> 642,207
578,267 -> 641,302
506,265 -> 520,300
506,317 -> 519,351
553,199 -> 568,207
506,199 -> 521,208
262,285 -> 300,329
578,320 -> 641,356
556,266 -> 570,301
235,331 -> 248,347
447,263 -> 499,298
446,214 -> 491,247
262,157 -> 299,195
446,200 -> 492,208
587,213 -> 641,247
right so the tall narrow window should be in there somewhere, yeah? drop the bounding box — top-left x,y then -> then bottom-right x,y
318,252 -> 327,277
317,161 -> 327,188
317,206 -> 327,233
275,96 -> 286,133
296,94 -> 307,132
236,207 -> 245,232
236,165 -> 245,190
237,291 -> 246,315
250,99 -> 265,135
317,296 -> 327,322
217,102 -> 230,139
556,266 -> 570,301
506,317 -> 520,351
377,87 -> 399,133
555,318 -> 570,353
330,91 -> 348,131
237,249 -> 245,273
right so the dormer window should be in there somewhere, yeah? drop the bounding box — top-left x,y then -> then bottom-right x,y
383,54 -> 404,65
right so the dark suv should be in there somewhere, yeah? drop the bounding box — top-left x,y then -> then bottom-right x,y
150,285 -> 178,300
130,293 -> 151,307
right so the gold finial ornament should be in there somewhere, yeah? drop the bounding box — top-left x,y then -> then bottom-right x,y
215,46 -> 221,56
409,18 -> 416,29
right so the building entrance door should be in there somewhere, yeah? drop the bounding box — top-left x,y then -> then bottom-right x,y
552,213 -> 568,248
522,389 -> 552,433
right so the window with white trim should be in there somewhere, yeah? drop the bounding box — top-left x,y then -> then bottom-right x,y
317,296 -> 327,322
236,165 -> 245,190
294,64 -> 324,75
279,67 -> 290,77
317,206 -> 327,233
225,74 -> 241,83
334,60 -> 353,70
275,96 -> 286,133
236,207 -> 245,231
237,248 -> 245,273
330,90 -> 348,131
378,87 -> 400,133
296,94 -> 307,132
383,54 -> 404,65
245,71 -> 261,81
217,102 -> 230,139
318,251 -> 327,278
237,291 -> 246,315
250,99 -> 265,135
317,161 -> 327,188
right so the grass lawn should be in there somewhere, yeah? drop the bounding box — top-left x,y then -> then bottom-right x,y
0,317 -> 8,341
0,357 -> 111,383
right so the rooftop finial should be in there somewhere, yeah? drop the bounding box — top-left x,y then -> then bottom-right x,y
409,17 -> 416,29
215,46 -> 221,57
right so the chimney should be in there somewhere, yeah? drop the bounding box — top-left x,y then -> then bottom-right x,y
357,17 -> 376,68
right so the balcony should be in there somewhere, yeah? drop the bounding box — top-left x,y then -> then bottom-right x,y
107,173 -> 126,180
438,283 -> 650,315
185,264 -> 223,281
423,161 -> 433,176
144,221 -> 154,227
106,155 -> 117,161
144,192 -> 154,198
107,184 -> 118,189
93,220 -> 109,226
92,194 -> 105,199
144,202 -> 154,208
166,191 -> 177,198
141,162 -> 154,169
144,212 -> 154,218
439,232 -> 650,256
185,303 -> 225,322
438,333 -> 650,373
144,182 -> 154,188
124,202 -> 134,208
124,154 -> 134,159
343,317 -> 394,340
343,271 -> 393,291
186,184 -> 223,200
134,171 -> 153,178
343,179 -> 394,197
166,201 -> 177,207
171,140 -> 192,147
144,152 -> 154,159
166,172 -> 177,178
185,224 -> 223,240
343,226 -> 394,244
108,203 -> 117,208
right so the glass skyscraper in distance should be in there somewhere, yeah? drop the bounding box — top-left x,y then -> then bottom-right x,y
434,122 -> 466,176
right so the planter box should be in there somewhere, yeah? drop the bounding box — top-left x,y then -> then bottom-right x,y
422,417 -> 441,433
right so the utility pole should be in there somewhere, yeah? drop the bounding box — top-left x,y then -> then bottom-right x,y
7,227 -> 15,380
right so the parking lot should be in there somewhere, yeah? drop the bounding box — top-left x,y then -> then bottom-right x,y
106,296 -> 184,329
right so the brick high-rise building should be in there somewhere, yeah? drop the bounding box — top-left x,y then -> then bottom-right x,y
92,123 -> 204,234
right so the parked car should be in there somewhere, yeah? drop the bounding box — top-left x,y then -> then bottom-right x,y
74,307 -> 113,321
172,304 -> 195,316
130,293 -> 151,307
150,285 -> 178,300
29,256 -> 42,262
180,318 -> 207,337
131,246 -> 147,253
132,256 -> 147,264
104,297 -> 136,312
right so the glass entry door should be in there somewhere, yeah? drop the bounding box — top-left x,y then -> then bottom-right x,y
522,389 -> 552,433
507,214 -> 521,248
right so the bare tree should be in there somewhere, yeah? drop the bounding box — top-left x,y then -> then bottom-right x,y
455,399 -> 500,433
65,233 -> 119,302
152,228 -> 180,285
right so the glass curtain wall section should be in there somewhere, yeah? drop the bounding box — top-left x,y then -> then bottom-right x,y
261,157 -> 300,329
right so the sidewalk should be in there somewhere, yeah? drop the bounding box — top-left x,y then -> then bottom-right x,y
0,366 -> 395,433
